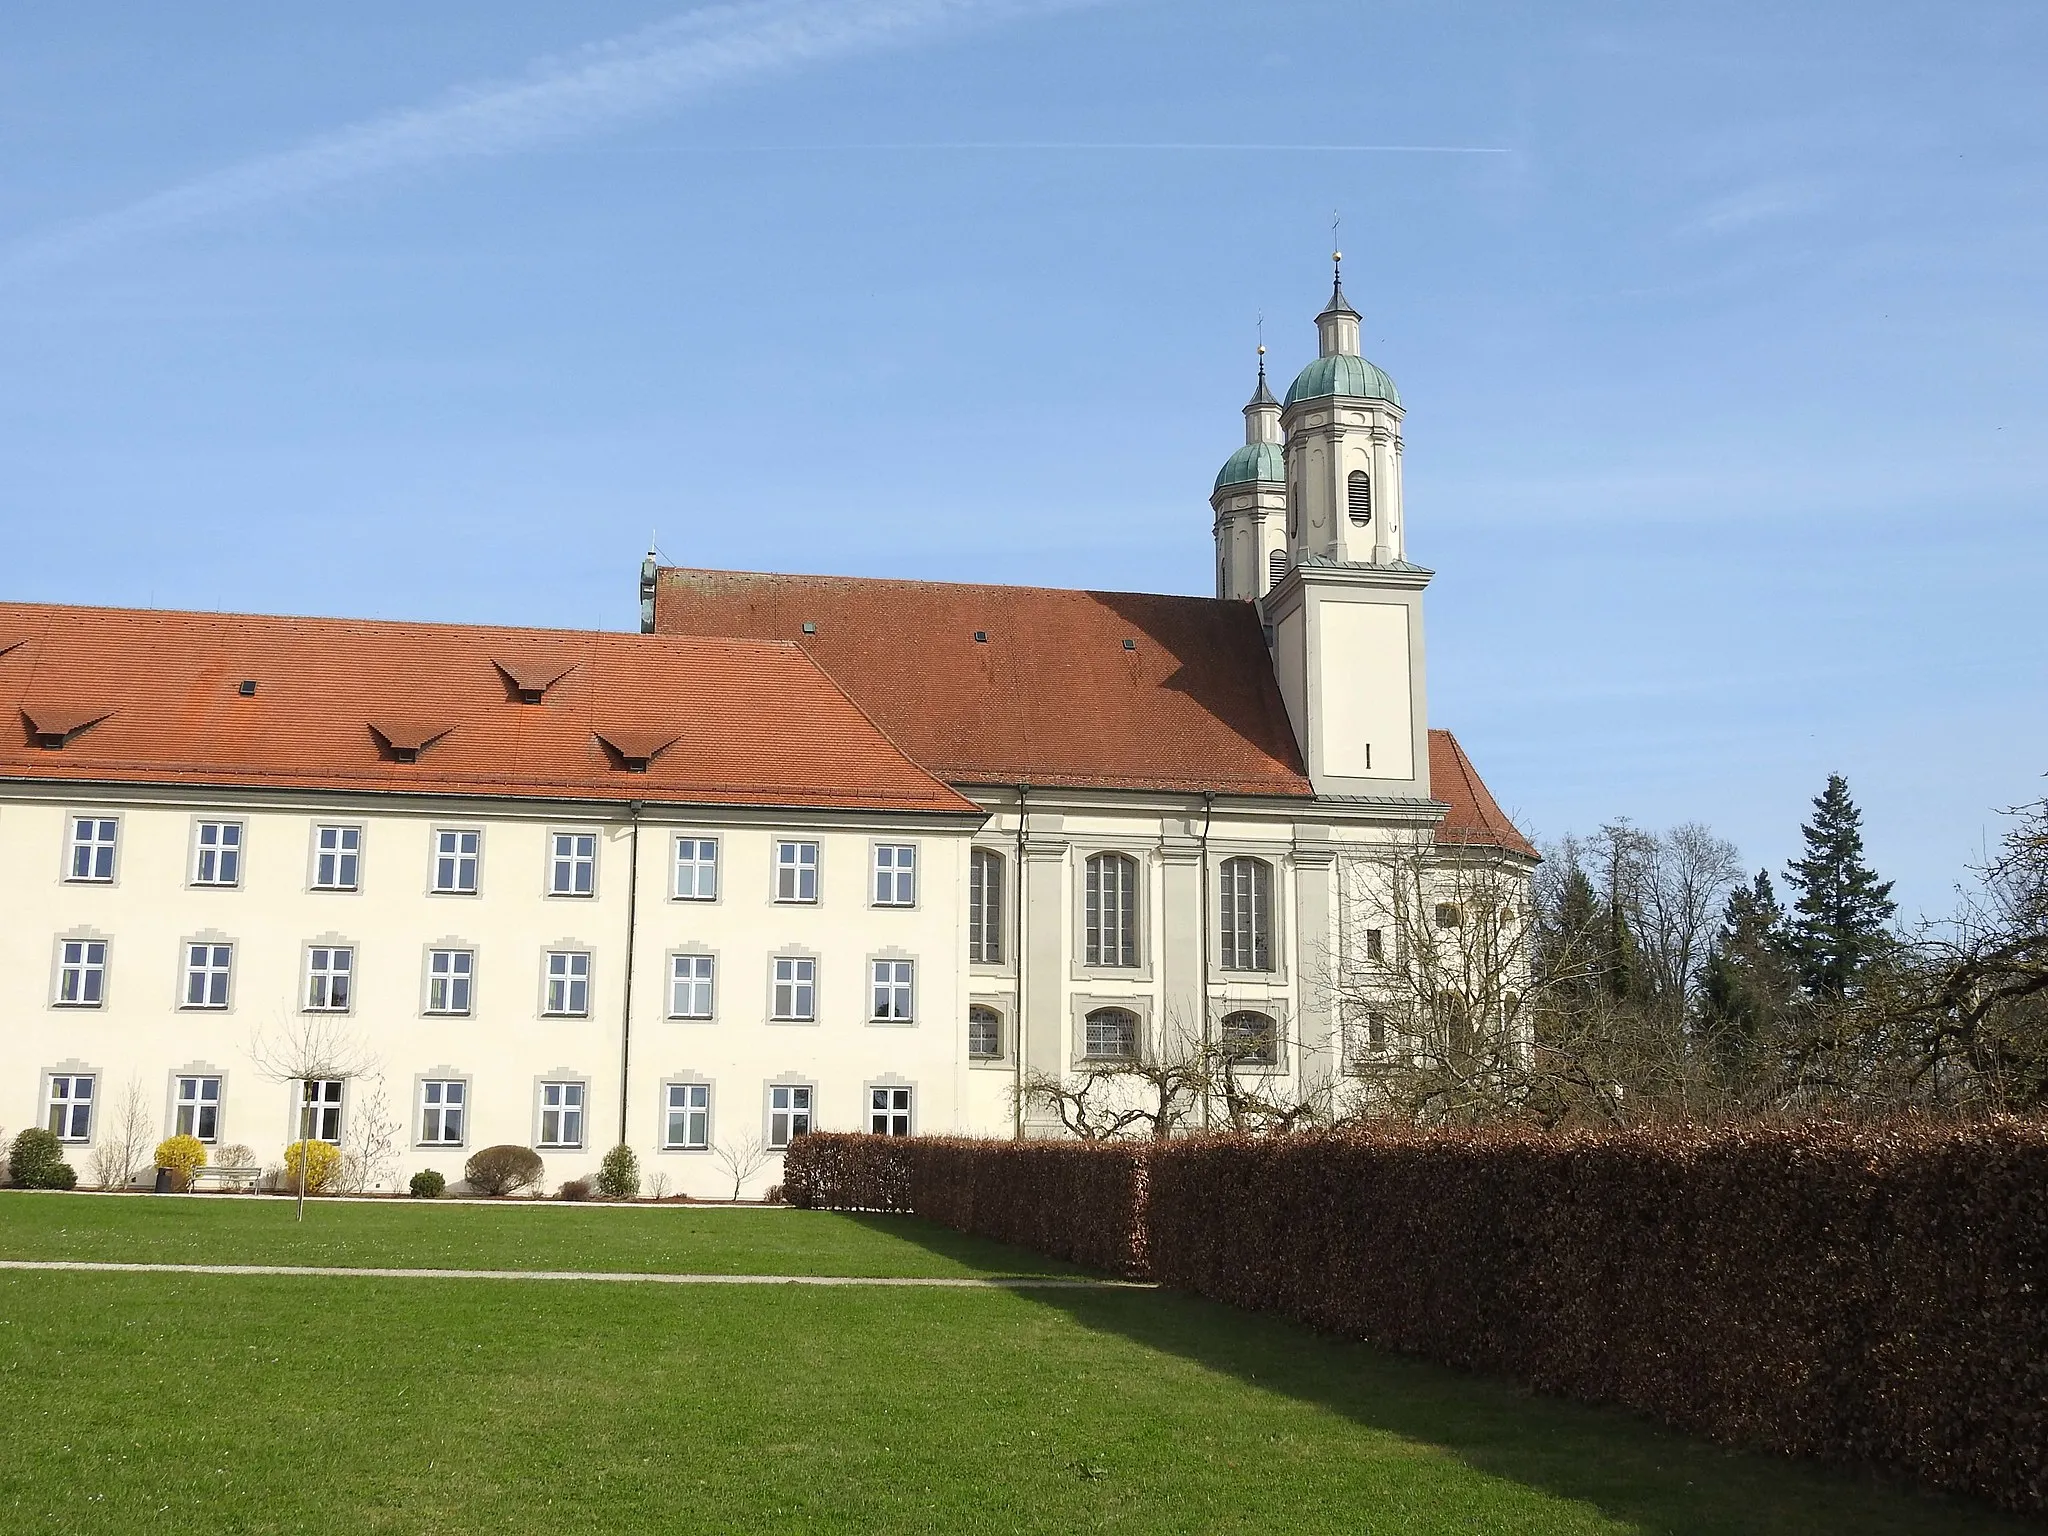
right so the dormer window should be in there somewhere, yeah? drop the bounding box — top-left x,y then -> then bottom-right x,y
368,719 -> 451,764
493,654 -> 577,705
1348,469 -> 1372,526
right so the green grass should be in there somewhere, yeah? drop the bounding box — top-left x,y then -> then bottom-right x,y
0,1195 -> 2025,1535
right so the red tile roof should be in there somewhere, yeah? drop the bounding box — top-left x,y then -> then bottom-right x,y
0,602 -> 977,816
652,567 -> 1535,856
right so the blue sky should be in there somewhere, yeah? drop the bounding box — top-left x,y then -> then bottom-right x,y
3,1 -> 2044,915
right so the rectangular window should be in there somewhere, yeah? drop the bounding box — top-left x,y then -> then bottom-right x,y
419,1080 -> 465,1146
305,947 -> 353,1012
45,1074 -> 94,1142
1434,903 -> 1463,929
968,1007 -> 1002,1061
301,1078 -> 344,1143
969,849 -> 1004,964
870,959 -> 914,1021
182,942 -> 233,1009
669,954 -> 715,1019
538,1081 -> 584,1149
767,1084 -> 812,1149
868,1086 -> 913,1137
55,939 -> 108,1006
673,837 -> 719,901
663,1082 -> 710,1150
1218,858 -> 1273,971
192,821 -> 243,886
433,829 -> 481,894
174,1076 -> 221,1142
543,951 -> 591,1017
313,825 -> 361,890
549,832 -> 596,897
426,949 -> 474,1015
1365,928 -> 1385,963
68,817 -> 117,882
872,844 -> 916,906
774,840 -> 819,903
771,957 -> 816,1021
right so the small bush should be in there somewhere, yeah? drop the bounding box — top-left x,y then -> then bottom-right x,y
8,1128 -> 75,1190
465,1144 -> 544,1197
645,1171 -> 671,1201
596,1144 -> 640,1200
215,1143 -> 256,1169
762,1183 -> 786,1205
556,1177 -> 594,1202
281,1140 -> 342,1195
409,1169 -> 446,1199
154,1134 -> 207,1191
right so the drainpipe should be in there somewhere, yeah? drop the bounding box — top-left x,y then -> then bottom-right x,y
617,801 -> 644,1147
1197,790 -> 1216,1130
1013,782 -> 1029,1140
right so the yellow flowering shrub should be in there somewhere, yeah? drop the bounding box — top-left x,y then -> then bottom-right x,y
282,1139 -> 342,1195
154,1134 -> 207,1190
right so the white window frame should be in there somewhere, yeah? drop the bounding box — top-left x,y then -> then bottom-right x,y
542,950 -> 592,1017
869,958 -> 914,1023
304,946 -> 354,1013
1083,1007 -> 1139,1062
766,1083 -> 813,1150
1220,1009 -> 1280,1067
1218,857 -> 1274,972
426,948 -> 475,1016
867,1085 -> 913,1137
311,824 -> 362,891
662,1081 -> 711,1151
969,849 -> 1005,965
773,840 -> 820,904
431,827 -> 482,895
181,941 -> 234,1010
53,938 -> 109,1008
548,830 -> 598,898
66,815 -> 119,884
1084,852 -> 1140,968
174,1075 -> 222,1142
418,1079 -> 467,1147
537,1080 -> 586,1150
299,1078 -> 344,1144
771,956 -> 816,1022
871,843 -> 917,907
45,1073 -> 95,1142
191,820 -> 244,888
668,953 -> 715,1020
672,836 -> 720,901
967,1005 -> 1004,1062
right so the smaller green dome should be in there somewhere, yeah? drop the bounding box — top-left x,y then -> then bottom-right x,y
1284,353 -> 1401,408
1213,441 -> 1286,492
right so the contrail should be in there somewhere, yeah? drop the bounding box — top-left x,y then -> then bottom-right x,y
603,141 -> 1510,152
0,0 -> 1086,280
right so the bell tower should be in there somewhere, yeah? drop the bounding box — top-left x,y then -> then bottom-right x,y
1210,346 -> 1289,601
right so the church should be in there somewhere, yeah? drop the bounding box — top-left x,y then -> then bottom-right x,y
0,260 -> 1534,1196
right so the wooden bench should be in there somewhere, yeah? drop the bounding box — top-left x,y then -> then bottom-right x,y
191,1166 -> 262,1193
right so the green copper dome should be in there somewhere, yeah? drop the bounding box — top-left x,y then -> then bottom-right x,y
1284,353 -> 1401,408
1213,440 -> 1286,491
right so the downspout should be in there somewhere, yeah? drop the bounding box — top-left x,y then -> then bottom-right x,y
617,801 -> 644,1147
1197,789 -> 1216,1130
1012,782 -> 1029,1140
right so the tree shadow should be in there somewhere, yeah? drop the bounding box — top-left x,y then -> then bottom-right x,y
844,1212 -> 2032,1536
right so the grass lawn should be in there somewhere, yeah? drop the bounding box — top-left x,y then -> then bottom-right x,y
0,1194 -> 2025,1535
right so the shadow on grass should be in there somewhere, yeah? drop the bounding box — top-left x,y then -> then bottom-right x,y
841,1213 -> 2031,1536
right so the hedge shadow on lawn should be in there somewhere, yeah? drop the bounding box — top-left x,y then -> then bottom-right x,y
842,1212 -> 2034,1536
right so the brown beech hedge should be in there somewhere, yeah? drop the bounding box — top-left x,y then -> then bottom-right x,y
783,1121 -> 2048,1516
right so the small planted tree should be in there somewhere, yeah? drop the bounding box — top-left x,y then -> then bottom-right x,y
250,1009 -> 371,1222
596,1144 -> 641,1200
89,1077 -> 154,1191
712,1134 -> 768,1201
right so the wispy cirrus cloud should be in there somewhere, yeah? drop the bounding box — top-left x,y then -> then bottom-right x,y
2,0 -> 1082,280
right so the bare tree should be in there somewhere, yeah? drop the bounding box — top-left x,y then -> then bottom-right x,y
712,1134 -> 769,1201
250,1009 -> 373,1221
1018,1010 -> 1216,1140
89,1076 -> 154,1191
337,1074 -> 402,1194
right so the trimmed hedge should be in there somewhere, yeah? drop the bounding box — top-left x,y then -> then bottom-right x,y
782,1122 -> 2048,1516
781,1135 -> 1149,1276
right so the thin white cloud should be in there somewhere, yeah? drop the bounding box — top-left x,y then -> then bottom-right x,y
2,0 -> 1080,279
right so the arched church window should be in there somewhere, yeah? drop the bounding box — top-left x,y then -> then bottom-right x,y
1267,550 -> 1287,589
969,849 -> 1004,964
967,1005 -> 1003,1061
1348,470 -> 1373,526
1084,854 -> 1139,967
1218,857 -> 1273,971
1220,1010 -> 1278,1066
1083,1007 -> 1138,1061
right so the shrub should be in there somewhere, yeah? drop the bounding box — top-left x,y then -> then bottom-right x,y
465,1144 -> 544,1197
8,1128 -> 75,1190
644,1171 -> 671,1201
281,1139 -> 342,1195
762,1183 -> 785,1205
215,1143 -> 255,1169
409,1169 -> 445,1199
556,1177 -> 594,1201
596,1144 -> 640,1200
154,1134 -> 207,1191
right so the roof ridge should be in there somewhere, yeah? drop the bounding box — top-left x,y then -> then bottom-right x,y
656,566 -> 1236,609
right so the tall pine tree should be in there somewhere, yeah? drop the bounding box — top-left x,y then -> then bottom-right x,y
1782,774 -> 1896,998
1699,869 -> 1793,1068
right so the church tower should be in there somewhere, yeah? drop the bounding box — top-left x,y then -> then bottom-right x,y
1259,254 -> 1432,803
1210,349 -> 1289,600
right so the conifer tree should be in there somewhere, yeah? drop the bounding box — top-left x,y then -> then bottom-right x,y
1699,869 -> 1793,1073
1782,774 -> 1896,998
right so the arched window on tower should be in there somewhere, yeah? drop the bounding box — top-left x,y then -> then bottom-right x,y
1348,469 -> 1373,526
1267,550 -> 1287,590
